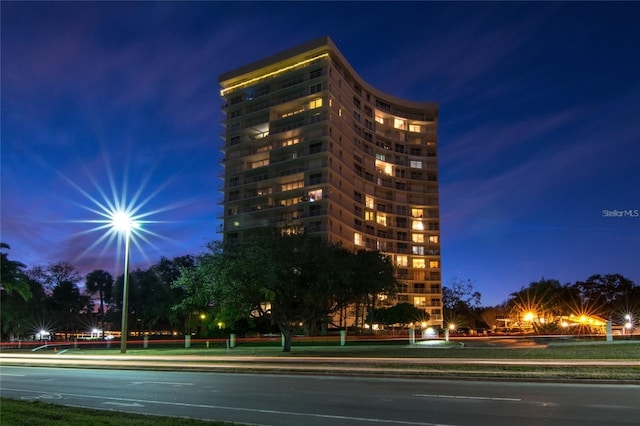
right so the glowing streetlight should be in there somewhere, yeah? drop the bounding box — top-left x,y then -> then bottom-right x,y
110,210 -> 139,354
624,314 -> 633,333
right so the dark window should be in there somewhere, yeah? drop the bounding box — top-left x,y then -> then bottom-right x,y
310,143 -> 322,154
310,83 -> 322,94
309,173 -> 323,185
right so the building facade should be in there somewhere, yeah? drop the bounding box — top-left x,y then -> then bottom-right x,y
219,37 -> 442,327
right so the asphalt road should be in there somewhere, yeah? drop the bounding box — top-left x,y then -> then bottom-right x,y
1,365 -> 639,425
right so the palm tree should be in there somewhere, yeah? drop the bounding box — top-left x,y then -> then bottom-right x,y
0,242 -> 31,301
85,269 -> 114,335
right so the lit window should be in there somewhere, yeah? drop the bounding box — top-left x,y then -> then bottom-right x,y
281,107 -> 304,118
412,220 -> 424,231
280,197 -> 301,206
429,261 -> 439,269
365,195 -> 374,209
308,189 -> 322,202
429,235 -> 439,244
412,233 -> 424,243
251,159 -> 269,169
281,137 -> 300,147
365,210 -> 375,221
281,180 -> 304,191
412,246 -> 424,255
411,208 -> 423,218
354,232 -> 363,246
410,160 -> 422,169
376,213 -> 387,226
414,296 -> 427,307
375,115 -> 384,124
309,98 -> 323,109
394,118 -> 406,130
375,159 -> 393,175
412,258 -> 426,268
396,255 -> 408,267
281,227 -> 301,236
409,124 -> 421,132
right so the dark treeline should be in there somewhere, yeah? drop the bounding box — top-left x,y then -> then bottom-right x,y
442,276 -> 640,334
1,242 -> 197,341
2,240 -> 638,343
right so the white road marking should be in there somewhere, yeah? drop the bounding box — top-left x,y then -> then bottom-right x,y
103,401 -> 145,407
18,393 -> 63,401
129,381 -> 194,386
414,393 -> 521,402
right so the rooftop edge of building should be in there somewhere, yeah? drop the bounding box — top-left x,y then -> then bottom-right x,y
219,36 -> 438,115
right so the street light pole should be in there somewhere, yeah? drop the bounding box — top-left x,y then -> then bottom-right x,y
120,226 -> 132,354
111,211 -> 137,354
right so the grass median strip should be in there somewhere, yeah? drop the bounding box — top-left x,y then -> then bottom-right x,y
0,398 -> 241,426
58,339 -> 640,360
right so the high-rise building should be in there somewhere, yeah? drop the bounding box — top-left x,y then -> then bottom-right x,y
219,37 -> 442,327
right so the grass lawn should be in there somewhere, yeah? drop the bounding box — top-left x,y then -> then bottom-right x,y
74,338 -> 640,360
0,398 -> 241,426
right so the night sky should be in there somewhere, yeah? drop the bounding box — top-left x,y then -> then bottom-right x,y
2,2 -> 639,306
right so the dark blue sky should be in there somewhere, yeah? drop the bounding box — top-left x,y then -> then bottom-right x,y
2,2 -> 639,306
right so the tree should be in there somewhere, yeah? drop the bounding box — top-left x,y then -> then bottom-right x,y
442,278 -> 481,328
572,274 -> 638,318
48,280 -> 91,339
112,256 -> 197,334
113,267 -> 164,333
368,303 -> 429,328
0,243 -> 31,301
152,255 -> 197,332
478,305 -> 507,331
85,269 -> 114,335
174,229 -> 399,352
508,277 -> 565,320
28,261 -> 82,294
352,250 -> 399,331
443,278 -> 481,312
1,276 -> 48,340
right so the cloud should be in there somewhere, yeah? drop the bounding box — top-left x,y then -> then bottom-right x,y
440,79 -> 640,246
